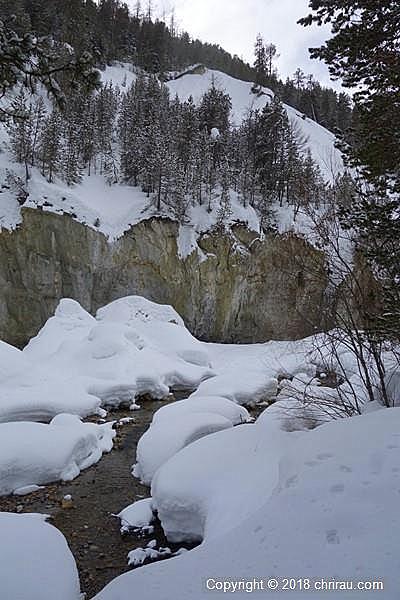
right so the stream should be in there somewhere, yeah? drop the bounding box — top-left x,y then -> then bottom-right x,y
0,393 -> 264,597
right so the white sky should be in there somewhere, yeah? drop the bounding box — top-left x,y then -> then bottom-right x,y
128,0 -> 339,88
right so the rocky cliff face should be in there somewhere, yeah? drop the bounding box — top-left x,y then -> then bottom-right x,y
0,208 -> 329,347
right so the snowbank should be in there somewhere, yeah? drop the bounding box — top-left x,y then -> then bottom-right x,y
0,414 -> 115,495
0,512 -> 80,600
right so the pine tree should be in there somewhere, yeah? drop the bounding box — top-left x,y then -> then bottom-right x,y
254,34 -> 267,87
7,90 -> 33,181
38,110 -> 63,182
198,79 -> 232,134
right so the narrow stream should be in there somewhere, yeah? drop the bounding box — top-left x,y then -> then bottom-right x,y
0,393 -> 263,597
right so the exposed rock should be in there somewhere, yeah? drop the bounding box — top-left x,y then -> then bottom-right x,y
0,208 -> 329,346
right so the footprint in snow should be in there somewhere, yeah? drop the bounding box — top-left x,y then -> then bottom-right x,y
339,465 -> 352,473
317,452 -> 334,461
326,529 -> 340,544
330,483 -> 345,494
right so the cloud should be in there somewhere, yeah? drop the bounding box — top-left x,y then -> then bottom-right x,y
128,0 -> 340,88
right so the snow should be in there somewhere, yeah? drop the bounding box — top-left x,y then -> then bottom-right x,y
96,406 -> 400,600
134,412 -> 233,485
118,498 -> 155,533
177,192 -> 262,259
127,545 -> 172,567
0,512 -> 80,600
0,297 -> 214,423
190,370 -> 278,406
0,414 -> 115,495
152,395 -> 251,426
99,63 -> 137,89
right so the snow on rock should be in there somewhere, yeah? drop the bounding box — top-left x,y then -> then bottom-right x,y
152,395 -> 251,426
97,296 -> 211,369
95,407 -> 400,600
118,498 -> 155,533
190,369 -> 278,406
127,545 -> 172,567
0,512 -> 81,600
0,414 -> 115,495
134,412 -> 233,486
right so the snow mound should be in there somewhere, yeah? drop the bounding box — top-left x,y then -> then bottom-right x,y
151,417 -> 290,543
0,297 -> 214,422
0,414 -> 115,495
96,295 -> 185,328
0,512 -> 80,600
152,395 -> 251,426
190,369 -> 278,406
134,412 -> 232,486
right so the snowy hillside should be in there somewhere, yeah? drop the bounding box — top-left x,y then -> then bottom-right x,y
166,66 -> 343,181
0,63 -> 343,250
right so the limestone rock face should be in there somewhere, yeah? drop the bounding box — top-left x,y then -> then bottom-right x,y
0,209 -> 329,347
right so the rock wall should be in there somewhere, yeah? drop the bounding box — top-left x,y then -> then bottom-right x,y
0,208 -> 329,347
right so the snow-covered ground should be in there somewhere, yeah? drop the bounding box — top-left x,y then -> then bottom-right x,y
0,295 -> 398,599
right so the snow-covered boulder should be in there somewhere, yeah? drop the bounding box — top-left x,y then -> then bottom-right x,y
190,369 -> 278,406
134,412 -> 233,486
152,395 -> 251,426
0,414 -> 115,495
0,383 -> 103,424
23,298 -> 96,360
118,498 -> 155,533
0,512 -> 80,600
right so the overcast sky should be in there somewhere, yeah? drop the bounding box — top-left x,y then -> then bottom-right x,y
128,0 -> 339,88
